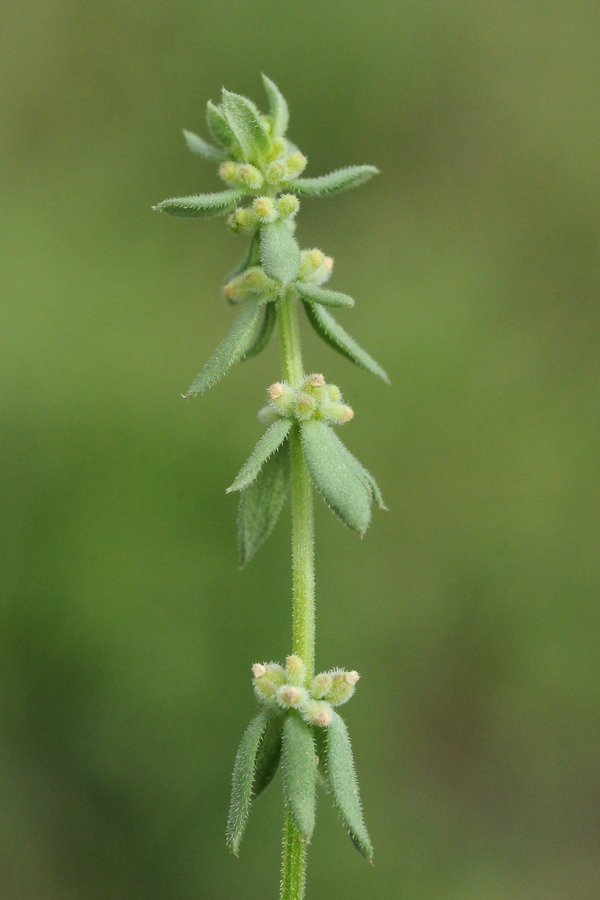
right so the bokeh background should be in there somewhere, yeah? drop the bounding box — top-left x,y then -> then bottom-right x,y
2,2 -> 600,898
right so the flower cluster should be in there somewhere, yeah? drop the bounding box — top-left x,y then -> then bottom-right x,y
252,654 -> 360,728
263,374 -> 354,426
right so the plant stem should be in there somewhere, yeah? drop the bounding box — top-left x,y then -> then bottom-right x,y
277,293 -> 315,900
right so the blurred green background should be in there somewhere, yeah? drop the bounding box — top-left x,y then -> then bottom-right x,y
2,1 -> 600,898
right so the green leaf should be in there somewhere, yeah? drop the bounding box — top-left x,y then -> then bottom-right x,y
238,441 -> 290,566
182,129 -> 227,161
228,419 -> 292,493
154,189 -> 243,218
184,298 -> 263,397
225,230 -> 261,287
284,165 -> 378,196
260,220 -> 302,283
294,282 -> 355,309
353,459 -> 386,510
300,421 -> 372,534
302,301 -> 390,383
252,714 -> 284,798
206,100 -> 236,148
243,301 -> 277,358
221,90 -> 271,161
326,712 -> 373,860
227,711 -> 269,854
282,711 -> 316,840
261,74 -> 289,138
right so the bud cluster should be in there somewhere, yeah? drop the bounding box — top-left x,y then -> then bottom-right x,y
266,374 -> 354,425
227,194 -> 300,233
219,150 -> 307,192
252,655 -> 360,727
297,248 -> 334,286
223,266 -> 278,303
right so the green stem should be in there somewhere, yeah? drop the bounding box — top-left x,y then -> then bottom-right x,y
277,292 -> 315,900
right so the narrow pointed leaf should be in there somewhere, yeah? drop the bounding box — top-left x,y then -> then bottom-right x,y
300,421 -> 372,534
184,298 -> 263,397
260,220 -> 301,283
252,714 -> 284,798
284,165 -> 378,197
282,711 -> 316,840
243,301 -> 277,358
226,711 -> 269,854
302,301 -> 390,383
326,712 -> 373,860
238,441 -> 290,566
206,100 -> 236,148
294,282 -> 355,308
228,419 -> 292,492
183,129 -> 227,161
225,230 -> 261,288
261,74 -> 289,138
353,459 -> 386,510
154,189 -> 243,218
221,90 -> 271,160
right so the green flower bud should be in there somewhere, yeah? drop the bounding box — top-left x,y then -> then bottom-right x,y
228,207 -> 258,233
238,164 -> 264,190
223,266 -> 273,302
268,381 -> 295,415
219,160 -> 239,185
301,700 -> 333,728
324,669 -> 360,706
295,393 -> 316,421
252,196 -> 279,224
265,161 -> 287,184
253,662 -> 287,700
285,654 -> 307,687
323,402 -> 354,425
276,684 -> 308,710
325,384 -> 342,403
277,194 -> 300,219
301,373 -> 326,402
298,249 -> 329,283
286,151 -> 308,179
268,137 -> 288,160
311,672 -> 333,699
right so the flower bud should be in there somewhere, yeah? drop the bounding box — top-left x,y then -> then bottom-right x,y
253,662 -> 286,700
324,669 -> 360,706
295,393 -> 316,421
257,405 -> 279,425
268,381 -> 295,415
268,137 -> 288,159
325,384 -> 342,403
238,164 -> 264,190
286,151 -> 308,179
311,672 -> 333,699
301,373 -> 326,403
228,207 -> 258,233
324,403 -> 354,425
252,196 -> 279,224
285,654 -> 307,687
276,684 -> 308,710
277,194 -> 300,219
223,267 -> 273,302
265,161 -> 287,184
301,700 -> 333,728
219,160 -> 239,185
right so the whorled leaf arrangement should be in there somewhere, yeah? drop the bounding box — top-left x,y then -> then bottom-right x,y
155,75 -> 386,900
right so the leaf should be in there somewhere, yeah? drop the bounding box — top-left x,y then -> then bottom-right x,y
252,714 -> 284,798
302,301 -> 390,383
300,421 -> 372,534
221,90 -> 271,160
226,711 -> 269,854
154,189 -> 244,218
260,220 -> 301,283
326,711 -> 373,860
184,298 -> 263,397
352,459 -> 386,510
261,74 -> 289,138
281,711 -> 317,840
206,100 -> 236,148
224,230 -> 261,286
243,301 -> 277,358
238,441 -> 290,566
182,129 -> 227,161
294,282 -> 355,309
284,165 -> 378,197
228,418 -> 292,493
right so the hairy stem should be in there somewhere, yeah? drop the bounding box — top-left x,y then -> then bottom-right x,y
277,292 -> 315,900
